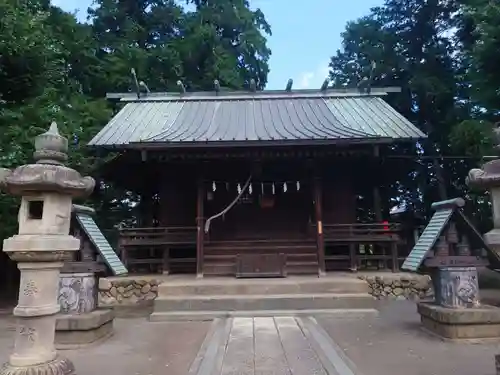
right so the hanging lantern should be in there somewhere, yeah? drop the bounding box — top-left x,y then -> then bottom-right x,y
261,183 -> 264,194
237,183 -> 242,194
283,182 -> 287,193
296,181 -> 300,191
272,183 -> 275,195
249,183 -> 253,194
212,181 -> 216,192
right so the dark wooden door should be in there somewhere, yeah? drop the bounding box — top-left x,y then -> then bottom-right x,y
236,253 -> 287,278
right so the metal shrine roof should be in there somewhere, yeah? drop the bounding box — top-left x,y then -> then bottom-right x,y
88,87 -> 427,148
73,205 -> 128,276
402,198 -> 500,273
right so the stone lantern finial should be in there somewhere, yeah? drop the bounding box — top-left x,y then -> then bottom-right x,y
33,122 -> 68,165
1,122 -> 95,198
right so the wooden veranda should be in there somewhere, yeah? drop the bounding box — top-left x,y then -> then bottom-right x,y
117,222 -> 414,276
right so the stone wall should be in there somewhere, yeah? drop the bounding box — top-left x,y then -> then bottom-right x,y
98,277 -> 159,307
358,273 -> 433,300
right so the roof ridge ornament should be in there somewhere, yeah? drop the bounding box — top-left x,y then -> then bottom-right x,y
249,79 -> 256,92
177,80 -> 186,94
320,78 -> 329,92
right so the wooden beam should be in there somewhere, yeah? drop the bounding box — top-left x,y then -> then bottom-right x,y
196,177 -> 205,278
313,176 -> 326,277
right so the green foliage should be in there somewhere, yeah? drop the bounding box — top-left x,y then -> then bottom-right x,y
459,0 -> 500,114
0,0 -> 271,242
329,0 -> 500,225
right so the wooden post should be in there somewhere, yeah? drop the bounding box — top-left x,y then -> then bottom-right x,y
162,246 -> 170,275
373,146 -> 383,222
391,242 -> 399,272
314,176 -> 326,277
196,178 -> 205,278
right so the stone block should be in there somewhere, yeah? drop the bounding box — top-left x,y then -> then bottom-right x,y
418,301 -> 500,340
433,267 -> 479,308
58,273 -> 97,314
55,309 -> 114,348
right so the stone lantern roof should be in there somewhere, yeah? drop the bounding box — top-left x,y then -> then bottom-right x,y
0,122 -> 95,197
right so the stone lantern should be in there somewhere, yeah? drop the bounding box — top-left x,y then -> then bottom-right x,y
0,122 -> 95,375
466,125 -> 500,375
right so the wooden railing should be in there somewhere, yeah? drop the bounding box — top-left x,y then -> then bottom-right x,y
116,222 -> 413,274
118,226 -> 197,273
322,223 -> 402,242
319,223 -> 406,272
119,226 -> 197,246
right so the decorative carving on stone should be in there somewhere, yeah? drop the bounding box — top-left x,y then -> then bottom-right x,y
0,356 -> 75,375
439,267 -> 480,308
23,281 -> 38,297
8,251 -> 73,263
456,274 -> 479,305
18,326 -> 36,344
58,274 -> 96,314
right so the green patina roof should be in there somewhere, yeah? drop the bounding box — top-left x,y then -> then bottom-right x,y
75,210 -> 128,276
402,198 -> 500,272
402,208 -> 454,272
89,88 -> 426,148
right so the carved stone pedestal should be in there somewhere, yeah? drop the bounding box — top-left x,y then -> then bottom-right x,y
418,267 -> 500,340
56,273 -> 114,349
0,356 -> 75,375
55,309 -> 114,349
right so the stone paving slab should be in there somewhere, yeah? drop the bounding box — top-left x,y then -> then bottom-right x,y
189,316 -> 355,374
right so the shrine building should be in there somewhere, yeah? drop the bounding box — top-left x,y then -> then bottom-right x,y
88,84 -> 426,278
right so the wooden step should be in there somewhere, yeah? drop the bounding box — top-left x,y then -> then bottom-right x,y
157,277 -> 370,295
204,247 -> 317,256
153,293 -> 376,312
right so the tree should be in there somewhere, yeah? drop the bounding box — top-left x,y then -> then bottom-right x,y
458,0 -> 500,115
0,0 -> 112,241
328,0 -> 483,221
87,0 -> 271,93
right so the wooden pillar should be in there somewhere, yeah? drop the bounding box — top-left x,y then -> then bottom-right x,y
313,176 -> 326,277
373,145 -> 383,222
196,178 -> 205,278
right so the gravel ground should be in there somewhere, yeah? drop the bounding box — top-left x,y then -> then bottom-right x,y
1,300 -> 500,375
317,300 -> 500,375
0,313 -> 210,375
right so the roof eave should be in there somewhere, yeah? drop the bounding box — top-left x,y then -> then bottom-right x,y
116,137 -> 424,149
87,133 -> 427,150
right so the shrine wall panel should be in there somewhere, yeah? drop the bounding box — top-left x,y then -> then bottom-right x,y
322,178 -> 356,224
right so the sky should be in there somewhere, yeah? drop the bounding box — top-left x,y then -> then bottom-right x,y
53,0 -> 382,90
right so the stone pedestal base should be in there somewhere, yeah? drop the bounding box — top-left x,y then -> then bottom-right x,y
55,309 -> 114,349
418,301 -> 500,340
0,356 -> 74,375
